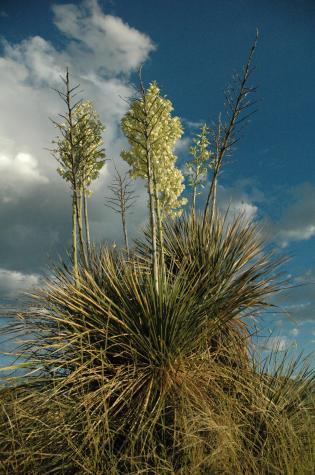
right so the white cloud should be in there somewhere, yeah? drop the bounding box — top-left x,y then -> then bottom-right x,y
0,150 -> 48,202
3,1 -> 155,85
174,137 -> 190,154
215,179 -> 263,221
185,119 -> 204,129
224,200 -> 258,220
289,328 -> 299,337
279,226 -> 315,247
4,36 -> 64,86
258,335 -> 292,352
0,269 -> 41,299
51,0 -> 156,76
273,183 -> 315,245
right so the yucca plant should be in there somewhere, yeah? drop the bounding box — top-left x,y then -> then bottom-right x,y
135,211 -> 285,367
0,212 -> 314,474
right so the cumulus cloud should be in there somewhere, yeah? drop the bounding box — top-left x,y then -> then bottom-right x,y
0,269 -> 41,299
0,149 -> 48,203
184,119 -> 204,129
174,137 -> 190,154
216,178 -> 263,221
256,335 -> 293,352
224,200 -> 258,220
289,328 -> 299,336
220,181 -> 315,249
3,0 -> 155,86
273,183 -> 315,246
192,177 -> 264,224
51,0 -> 156,76
4,36 -> 64,86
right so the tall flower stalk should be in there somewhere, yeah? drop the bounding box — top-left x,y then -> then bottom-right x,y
50,71 -> 106,281
121,72 -> 186,292
184,123 -> 212,220
104,162 -> 138,255
202,31 -> 258,230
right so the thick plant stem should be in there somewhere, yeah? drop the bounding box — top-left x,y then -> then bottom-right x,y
146,145 -> 159,294
209,175 -> 217,224
121,209 -> 129,255
205,171 -> 218,228
75,189 -> 89,269
72,191 -> 78,285
83,190 -> 91,257
152,165 -> 165,280
192,185 -> 197,222
203,160 -> 219,232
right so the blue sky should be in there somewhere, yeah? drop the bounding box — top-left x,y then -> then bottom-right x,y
0,0 -> 314,369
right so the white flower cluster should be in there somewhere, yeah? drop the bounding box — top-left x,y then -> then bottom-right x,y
121,81 -> 187,219
184,123 -> 212,199
54,101 -> 106,194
